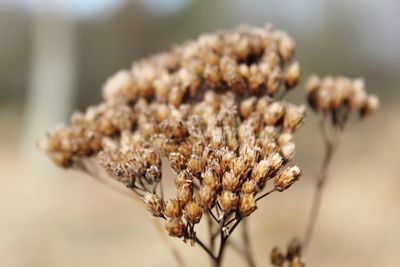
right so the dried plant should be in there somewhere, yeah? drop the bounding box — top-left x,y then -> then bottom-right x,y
302,75 -> 378,248
39,24 -> 378,267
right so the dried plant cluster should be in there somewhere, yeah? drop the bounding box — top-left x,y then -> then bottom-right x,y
306,75 -> 378,127
270,239 -> 304,267
39,24 -> 378,267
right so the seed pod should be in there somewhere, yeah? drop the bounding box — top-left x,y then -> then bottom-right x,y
286,238 -> 302,261
264,102 -> 285,125
145,165 -> 161,183
187,154 -> 205,175
241,180 -> 259,195
284,62 -> 300,89
174,170 -> 192,187
275,166 -> 301,192
360,94 -> 379,117
239,194 -> 257,216
202,168 -> 220,189
288,257 -> 305,267
283,104 -> 306,132
267,153 -> 283,178
270,247 -> 285,266
176,185 -> 193,206
165,217 -> 185,238
240,97 -> 257,119
198,185 -> 217,209
184,201 -> 203,224
251,160 -> 270,185
218,190 -> 239,212
143,192 -> 164,217
222,170 -> 240,191
164,199 -> 182,218
280,142 -> 296,161
169,152 -> 187,172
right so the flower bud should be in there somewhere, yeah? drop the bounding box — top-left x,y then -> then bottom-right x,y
218,190 -> 239,212
275,166 -> 301,192
184,201 -> 203,224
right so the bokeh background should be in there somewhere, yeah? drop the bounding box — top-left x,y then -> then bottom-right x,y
1,0 -> 399,266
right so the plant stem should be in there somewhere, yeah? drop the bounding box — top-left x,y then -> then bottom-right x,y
303,118 -> 339,249
241,219 -> 257,267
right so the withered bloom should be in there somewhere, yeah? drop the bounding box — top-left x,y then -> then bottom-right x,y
39,25 -> 304,244
306,75 -> 378,128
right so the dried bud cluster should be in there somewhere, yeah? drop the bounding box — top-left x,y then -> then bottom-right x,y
271,239 -> 305,267
306,75 -> 378,127
39,25 -> 305,242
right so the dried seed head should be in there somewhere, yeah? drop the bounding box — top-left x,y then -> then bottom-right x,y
202,168 -> 220,189
280,142 -> 296,161
267,153 -> 284,178
264,102 -> 285,125
286,238 -> 302,261
283,104 -> 306,132
240,97 -> 257,119
270,247 -> 285,266
184,201 -> 203,224
275,166 -> 301,192
144,192 -> 164,217
288,257 -> 305,267
169,152 -> 187,172
187,154 -> 205,175
165,217 -> 185,238
284,62 -> 300,89
218,190 -> 239,212
361,94 -> 379,117
174,171 -> 192,187
176,185 -> 193,206
241,180 -> 259,195
239,194 -> 257,216
165,199 -> 182,218
251,159 -> 270,185
198,185 -> 217,209
222,170 -> 240,191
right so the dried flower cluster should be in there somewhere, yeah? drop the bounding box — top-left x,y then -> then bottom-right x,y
39,24 -> 306,266
306,75 -> 378,128
38,23 -> 381,267
270,239 -> 305,267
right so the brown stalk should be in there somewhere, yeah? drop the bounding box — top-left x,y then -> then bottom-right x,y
303,116 -> 341,249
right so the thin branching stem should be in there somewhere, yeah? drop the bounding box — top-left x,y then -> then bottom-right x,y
303,116 -> 341,249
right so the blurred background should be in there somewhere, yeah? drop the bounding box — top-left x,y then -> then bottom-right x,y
1,0 -> 399,266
